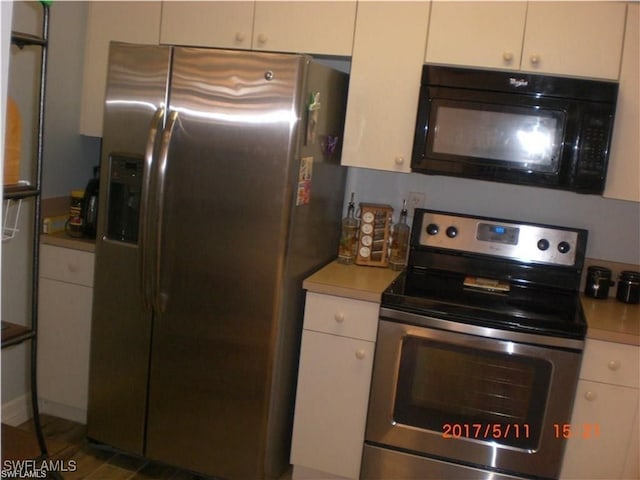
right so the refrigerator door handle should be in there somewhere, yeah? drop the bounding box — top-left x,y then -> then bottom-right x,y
152,110 -> 179,313
140,107 -> 165,310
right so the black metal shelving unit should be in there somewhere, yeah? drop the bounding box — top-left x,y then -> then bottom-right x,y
2,1 -> 50,461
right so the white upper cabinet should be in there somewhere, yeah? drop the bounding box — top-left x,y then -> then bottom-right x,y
252,1 -> 355,56
426,1 -> 627,80
342,1 -> 431,172
604,3 -> 639,202
160,1 -> 254,49
426,2 -> 527,71
521,2 -> 626,79
79,1 -> 161,137
159,1 -> 356,56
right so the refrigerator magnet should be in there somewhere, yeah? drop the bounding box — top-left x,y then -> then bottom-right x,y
296,156 -> 313,206
306,92 -> 321,145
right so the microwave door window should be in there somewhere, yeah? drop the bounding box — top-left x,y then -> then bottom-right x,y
430,103 -> 563,172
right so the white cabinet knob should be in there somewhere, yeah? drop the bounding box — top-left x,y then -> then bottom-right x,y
607,360 -> 621,371
334,312 -> 345,323
502,51 -> 514,63
235,32 -> 245,42
355,349 -> 366,360
394,156 -> 404,166
257,34 -> 268,45
67,263 -> 78,273
529,54 -> 541,65
584,391 -> 598,401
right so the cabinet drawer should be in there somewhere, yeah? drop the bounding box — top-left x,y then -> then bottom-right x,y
39,244 -> 95,287
304,292 -> 379,341
580,339 -> 640,388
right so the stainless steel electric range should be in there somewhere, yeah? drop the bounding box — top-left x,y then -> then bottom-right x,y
362,209 -> 588,480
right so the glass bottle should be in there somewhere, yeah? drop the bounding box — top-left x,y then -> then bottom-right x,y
389,200 -> 410,270
338,193 -> 358,264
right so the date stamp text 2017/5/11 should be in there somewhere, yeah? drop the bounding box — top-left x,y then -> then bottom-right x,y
442,423 -> 531,439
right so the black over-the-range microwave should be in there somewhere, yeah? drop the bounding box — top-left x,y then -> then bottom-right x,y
411,65 -> 619,194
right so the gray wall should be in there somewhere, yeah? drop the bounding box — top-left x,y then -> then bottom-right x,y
2,1 -> 98,413
346,168 -> 640,265
8,1 -> 100,200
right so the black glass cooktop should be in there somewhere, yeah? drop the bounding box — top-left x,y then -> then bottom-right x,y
382,267 -> 587,340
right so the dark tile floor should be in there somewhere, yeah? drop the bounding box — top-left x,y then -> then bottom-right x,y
4,415 -> 292,480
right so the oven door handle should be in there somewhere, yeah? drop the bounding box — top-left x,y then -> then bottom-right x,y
379,307 -> 584,351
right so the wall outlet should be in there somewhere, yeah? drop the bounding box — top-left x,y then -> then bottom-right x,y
408,192 -> 425,215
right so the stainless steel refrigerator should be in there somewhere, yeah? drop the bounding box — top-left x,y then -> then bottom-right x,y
87,42 -> 348,479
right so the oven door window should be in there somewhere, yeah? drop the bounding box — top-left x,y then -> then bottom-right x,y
394,336 -> 552,450
427,99 -> 565,173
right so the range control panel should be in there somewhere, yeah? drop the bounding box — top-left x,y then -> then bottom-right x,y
415,210 -> 587,267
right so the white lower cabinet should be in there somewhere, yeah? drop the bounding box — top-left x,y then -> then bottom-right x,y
290,292 -> 379,479
37,244 -> 94,423
561,339 -> 640,479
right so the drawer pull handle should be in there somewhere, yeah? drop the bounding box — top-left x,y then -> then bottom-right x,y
584,391 -> 597,401
502,51 -> 514,63
67,263 -> 78,273
607,360 -> 621,371
355,349 -> 366,360
334,312 -> 345,323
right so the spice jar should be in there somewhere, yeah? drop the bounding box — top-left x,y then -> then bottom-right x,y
616,270 -> 640,304
584,266 -> 614,299
66,189 -> 84,238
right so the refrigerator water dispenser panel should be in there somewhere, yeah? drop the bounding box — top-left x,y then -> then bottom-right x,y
107,154 -> 143,243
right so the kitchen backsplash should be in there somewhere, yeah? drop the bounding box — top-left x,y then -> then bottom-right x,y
344,167 -> 640,266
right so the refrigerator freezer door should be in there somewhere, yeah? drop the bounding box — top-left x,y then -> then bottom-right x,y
144,48 -> 307,478
87,43 -> 171,454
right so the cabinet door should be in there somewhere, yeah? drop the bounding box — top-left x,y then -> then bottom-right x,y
252,1 -> 355,56
79,1 -> 161,137
290,330 -> 375,479
37,278 -> 93,420
522,2 -> 626,80
560,380 -> 639,479
159,1 -> 254,50
622,401 -> 640,479
342,1 -> 430,172
604,4 -> 639,202
425,2 -> 526,70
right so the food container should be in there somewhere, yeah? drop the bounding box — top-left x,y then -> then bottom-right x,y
616,270 -> 640,304
65,189 -> 84,238
584,266 -> 614,299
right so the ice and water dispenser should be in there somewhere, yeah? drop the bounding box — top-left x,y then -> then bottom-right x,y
106,154 -> 143,243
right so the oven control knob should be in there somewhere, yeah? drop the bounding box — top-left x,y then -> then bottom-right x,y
558,241 -> 571,254
537,239 -> 550,251
446,226 -> 458,238
426,223 -> 439,236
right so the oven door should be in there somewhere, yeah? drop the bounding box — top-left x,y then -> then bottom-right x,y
365,314 -> 582,479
